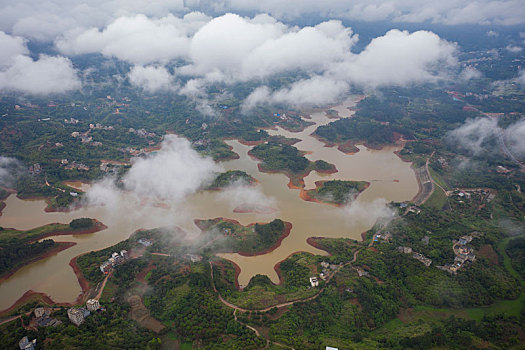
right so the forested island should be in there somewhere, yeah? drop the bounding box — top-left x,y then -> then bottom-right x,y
207,170 -> 256,190
303,180 -> 370,205
249,142 -> 336,187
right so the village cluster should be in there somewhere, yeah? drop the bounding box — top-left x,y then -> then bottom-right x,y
99,250 -> 129,274
437,234 -> 477,274
18,299 -> 102,350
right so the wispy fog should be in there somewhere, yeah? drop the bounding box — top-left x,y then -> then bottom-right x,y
0,156 -> 24,187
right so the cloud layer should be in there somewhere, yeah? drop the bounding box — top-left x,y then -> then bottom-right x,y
1,0 -> 524,44
447,117 -> 525,159
55,13 -> 457,107
0,31 -> 80,94
0,156 -> 24,187
87,135 -> 219,207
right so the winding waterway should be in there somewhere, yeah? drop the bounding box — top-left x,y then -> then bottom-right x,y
0,96 -> 418,309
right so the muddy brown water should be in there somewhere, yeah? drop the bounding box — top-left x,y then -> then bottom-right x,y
0,96 -> 417,309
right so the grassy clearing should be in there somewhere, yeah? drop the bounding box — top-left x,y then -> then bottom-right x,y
100,280 -> 117,303
497,235 -> 525,282
424,186 -> 447,210
180,342 -> 193,350
429,167 -> 449,190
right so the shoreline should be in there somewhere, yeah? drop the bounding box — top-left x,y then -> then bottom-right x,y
410,163 -> 425,204
305,237 -> 333,255
0,241 -> 77,284
0,222 -> 108,315
0,242 -> 98,317
69,255 -> 91,303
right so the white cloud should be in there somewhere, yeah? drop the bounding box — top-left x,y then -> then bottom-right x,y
519,70 -> 525,85
0,31 -> 28,67
265,75 -> 350,108
334,29 -> 457,87
339,198 -> 395,228
128,65 -> 176,92
243,28 -> 457,109
506,120 -> 525,158
192,0 -> 525,26
217,181 -> 276,212
0,54 -> 80,95
447,118 -> 499,155
0,156 -> 24,187
0,31 -> 81,95
460,66 -> 483,80
506,45 -> 523,53
56,14 -> 206,64
448,117 -> 525,161
83,134 -> 221,232
1,0 -> 524,45
58,13 -> 455,90
122,135 -> 219,201
0,0 -> 186,41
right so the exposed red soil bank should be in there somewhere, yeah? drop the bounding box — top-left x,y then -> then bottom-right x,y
69,256 -> 91,303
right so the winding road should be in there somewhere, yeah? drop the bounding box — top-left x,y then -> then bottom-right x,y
210,248 -> 361,349
210,248 -> 361,312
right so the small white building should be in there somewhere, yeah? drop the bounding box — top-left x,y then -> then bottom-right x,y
19,336 -> 36,350
67,307 -> 90,326
326,347 -> 339,350
138,238 -> 152,247
309,277 -> 319,287
86,299 -> 101,312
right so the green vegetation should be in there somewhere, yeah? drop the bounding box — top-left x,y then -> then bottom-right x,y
250,142 -> 309,174
193,139 -> 239,161
76,239 -> 131,284
207,170 -> 256,189
69,218 -> 94,230
0,239 -> 56,276
0,187 -> 8,200
1,46 -> 525,349
249,141 -> 335,186
315,116 -> 408,147
213,252 -> 320,309
197,218 -> 287,255
424,186 -> 448,210
145,257 -> 267,348
0,302 -> 156,349
0,220 -> 99,278
506,236 -> 525,279
0,223 -> 69,244
307,180 -> 369,205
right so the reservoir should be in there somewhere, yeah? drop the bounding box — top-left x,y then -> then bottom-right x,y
0,96 -> 418,310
